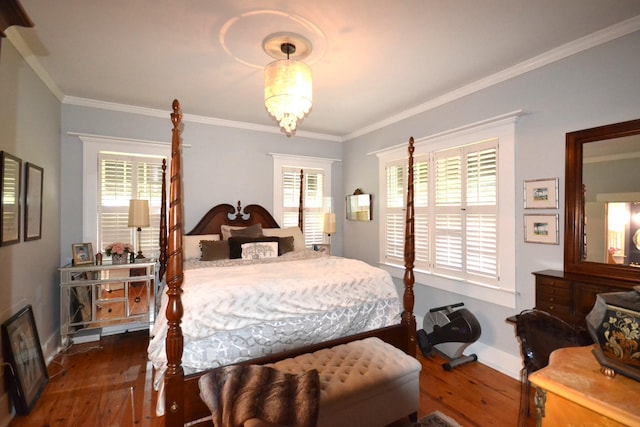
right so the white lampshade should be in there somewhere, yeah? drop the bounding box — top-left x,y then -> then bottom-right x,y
323,212 -> 336,235
128,199 -> 150,228
264,58 -> 312,136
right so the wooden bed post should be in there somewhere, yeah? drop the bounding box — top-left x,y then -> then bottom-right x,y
159,158 -> 167,281
403,137 -> 417,356
165,99 -> 185,425
298,169 -> 304,233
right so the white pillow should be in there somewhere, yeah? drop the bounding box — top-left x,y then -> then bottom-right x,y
183,234 -> 219,259
241,242 -> 278,260
263,227 -> 306,251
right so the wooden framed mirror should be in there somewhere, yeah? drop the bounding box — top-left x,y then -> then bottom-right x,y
564,117 -> 640,282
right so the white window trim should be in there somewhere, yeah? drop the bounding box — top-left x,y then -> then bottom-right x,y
374,111 -> 520,308
75,133 -> 171,244
270,153 -> 337,224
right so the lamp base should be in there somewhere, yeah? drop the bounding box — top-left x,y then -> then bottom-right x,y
136,251 -> 145,259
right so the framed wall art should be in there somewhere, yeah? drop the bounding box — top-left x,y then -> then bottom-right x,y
523,177 -> 558,209
524,214 -> 559,244
1,305 -> 48,415
0,151 -> 22,246
72,242 -> 94,265
24,162 -> 43,241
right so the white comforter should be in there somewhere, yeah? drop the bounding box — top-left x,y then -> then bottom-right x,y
148,252 -> 401,414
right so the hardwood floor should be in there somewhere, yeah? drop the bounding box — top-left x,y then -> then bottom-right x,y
9,331 -> 534,427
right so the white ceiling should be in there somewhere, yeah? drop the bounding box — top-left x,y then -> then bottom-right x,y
8,1 -> 640,140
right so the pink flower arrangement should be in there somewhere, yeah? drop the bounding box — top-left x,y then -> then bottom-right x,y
608,247 -> 618,255
105,242 -> 134,256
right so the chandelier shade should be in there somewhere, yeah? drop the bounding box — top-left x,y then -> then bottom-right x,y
264,56 -> 312,136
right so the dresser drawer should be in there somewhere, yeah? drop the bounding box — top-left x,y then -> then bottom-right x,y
536,276 -> 571,291
535,300 -> 572,320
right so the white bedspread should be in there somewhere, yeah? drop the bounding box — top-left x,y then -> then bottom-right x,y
148,252 -> 401,415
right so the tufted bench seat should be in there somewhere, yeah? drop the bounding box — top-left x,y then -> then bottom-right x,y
264,337 -> 422,427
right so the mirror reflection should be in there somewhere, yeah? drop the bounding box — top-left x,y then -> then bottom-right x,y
583,134 -> 640,267
346,190 -> 372,221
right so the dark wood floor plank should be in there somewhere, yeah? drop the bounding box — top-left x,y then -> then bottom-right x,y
10,331 -> 534,427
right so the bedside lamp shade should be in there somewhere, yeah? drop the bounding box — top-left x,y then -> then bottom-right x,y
323,212 -> 336,235
128,199 -> 150,259
128,200 -> 150,228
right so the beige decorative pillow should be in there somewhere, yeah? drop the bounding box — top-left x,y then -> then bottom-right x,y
263,227 -> 306,251
221,225 -> 246,240
184,234 -> 219,259
200,240 -> 230,261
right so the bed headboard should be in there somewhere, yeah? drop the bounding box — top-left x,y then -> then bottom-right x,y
186,201 -> 281,236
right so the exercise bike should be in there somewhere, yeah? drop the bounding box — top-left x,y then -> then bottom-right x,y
417,302 -> 481,370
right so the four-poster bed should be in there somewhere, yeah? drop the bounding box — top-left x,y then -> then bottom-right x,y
156,100 -> 417,426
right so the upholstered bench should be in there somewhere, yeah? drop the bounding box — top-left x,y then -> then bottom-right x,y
265,337 -> 422,427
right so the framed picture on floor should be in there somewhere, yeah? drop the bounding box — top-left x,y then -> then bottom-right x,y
1,305 -> 48,414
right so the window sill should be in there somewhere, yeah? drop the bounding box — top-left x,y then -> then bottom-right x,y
379,262 -> 516,309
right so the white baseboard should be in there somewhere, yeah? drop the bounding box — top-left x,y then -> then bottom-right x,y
465,341 -> 522,380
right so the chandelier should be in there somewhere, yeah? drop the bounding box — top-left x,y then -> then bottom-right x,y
264,41 -> 312,136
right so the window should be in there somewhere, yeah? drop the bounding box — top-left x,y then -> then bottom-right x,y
272,154 -> 335,247
80,135 -> 169,260
98,153 -> 165,258
376,113 -> 518,308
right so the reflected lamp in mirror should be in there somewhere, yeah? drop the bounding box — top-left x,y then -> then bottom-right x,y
128,199 -> 150,259
346,189 -> 372,221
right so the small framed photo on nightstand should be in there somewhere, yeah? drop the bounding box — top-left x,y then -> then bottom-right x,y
72,242 -> 94,265
313,244 -> 331,255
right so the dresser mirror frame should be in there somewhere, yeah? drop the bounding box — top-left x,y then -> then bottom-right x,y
564,117 -> 640,282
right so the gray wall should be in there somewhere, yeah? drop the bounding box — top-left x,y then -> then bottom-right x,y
342,30 -> 640,375
0,41 -> 61,424
60,106 -> 344,259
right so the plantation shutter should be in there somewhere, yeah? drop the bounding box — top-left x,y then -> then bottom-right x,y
385,161 -> 405,263
465,144 -> 498,279
432,141 -> 498,280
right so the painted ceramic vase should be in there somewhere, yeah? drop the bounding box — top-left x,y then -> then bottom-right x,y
586,287 -> 640,381
111,253 -> 128,264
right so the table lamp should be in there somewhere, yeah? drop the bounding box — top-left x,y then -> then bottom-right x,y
323,212 -> 336,244
128,199 -> 150,259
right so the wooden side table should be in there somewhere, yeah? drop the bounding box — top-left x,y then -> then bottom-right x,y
528,345 -> 640,426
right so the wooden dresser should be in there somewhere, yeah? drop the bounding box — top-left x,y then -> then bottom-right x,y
529,345 -> 640,426
533,270 -> 635,329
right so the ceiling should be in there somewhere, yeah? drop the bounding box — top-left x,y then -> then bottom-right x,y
7,1 -> 640,140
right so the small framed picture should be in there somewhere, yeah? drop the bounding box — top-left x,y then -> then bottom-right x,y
24,162 -> 44,241
1,305 -> 48,415
524,214 -> 559,244
72,242 -> 94,265
312,243 -> 331,255
524,178 -> 558,209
